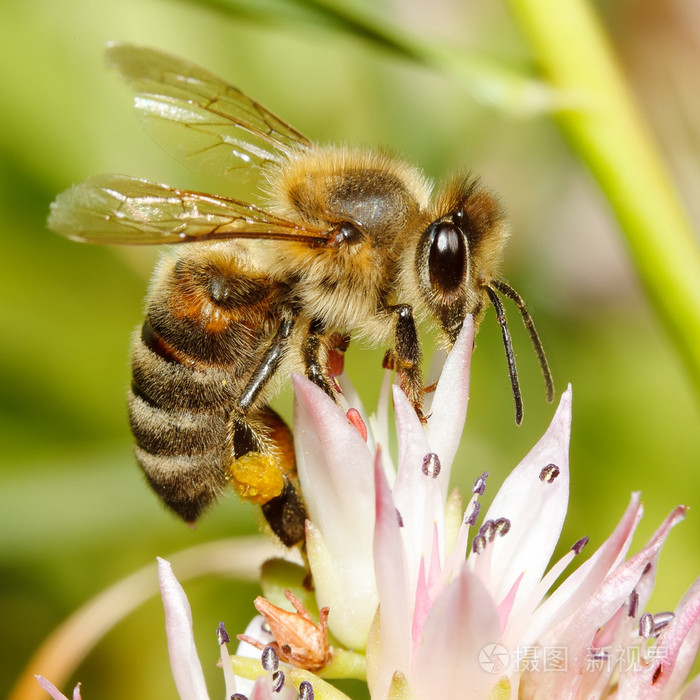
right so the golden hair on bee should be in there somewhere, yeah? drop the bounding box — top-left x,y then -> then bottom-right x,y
47,43 -> 553,545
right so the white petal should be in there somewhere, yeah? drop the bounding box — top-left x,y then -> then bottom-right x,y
157,558 -> 210,700
425,316 -> 474,497
305,521 -> 377,650
392,386 -> 445,591
370,451 -> 412,699
470,387 -> 572,616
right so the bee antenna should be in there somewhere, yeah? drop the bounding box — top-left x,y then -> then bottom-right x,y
489,279 -> 555,404
484,285 -> 523,425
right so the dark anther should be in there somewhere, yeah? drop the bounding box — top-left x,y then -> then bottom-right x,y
652,665 -> 663,684
643,562 -> 653,576
299,681 -> 315,700
628,590 -> 639,618
217,621 -> 230,645
472,534 -> 487,554
494,517 -> 511,537
479,519 -> 496,542
271,670 -> 285,693
422,453 -> 441,478
652,612 -> 674,635
396,508 -> 404,528
539,463 -> 560,483
465,500 -> 481,526
473,471 -> 488,495
572,536 -> 589,555
231,694 -> 248,700
262,645 -> 279,672
639,612 -> 654,639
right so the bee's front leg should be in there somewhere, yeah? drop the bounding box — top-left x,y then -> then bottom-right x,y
300,318 -> 336,399
383,304 -> 425,422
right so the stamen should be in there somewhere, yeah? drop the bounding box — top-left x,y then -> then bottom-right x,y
217,621 -> 230,645
396,508 -> 404,527
571,536 -> 589,554
639,612 -> 654,638
218,621 -> 237,698
539,463 -> 560,483
231,694 -> 248,700
262,645 -> 279,672
652,612 -> 674,634
628,590 -> 639,618
473,471 -> 488,495
472,534 -> 487,554
642,562 -> 653,576
422,453 -> 441,478
494,517 -> 511,536
299,681 -> 315,700
271,670 -> 285,693
465,500 -> 481,526
479,519 -> 496,542
346,408 -> 368,441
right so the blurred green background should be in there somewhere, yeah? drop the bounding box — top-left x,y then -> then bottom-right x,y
1,0 -> 699,698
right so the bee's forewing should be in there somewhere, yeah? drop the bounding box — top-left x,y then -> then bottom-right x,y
48,174 -> 329,246
106,42 -> 313,179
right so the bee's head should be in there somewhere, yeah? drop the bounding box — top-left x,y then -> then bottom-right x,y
413,177 -> 509,343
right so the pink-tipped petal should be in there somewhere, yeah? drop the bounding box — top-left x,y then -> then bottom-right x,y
617,575 -> 700,699
292,374 -> 374,534
157,558 -> 210,700
521,493 -> 643,645
425,316 -> 474,495
34,677 -> 75,700
537,506 -> 687,698
471,387 -> 572,615
293,374 -> 378,647
411,564 -> 501,699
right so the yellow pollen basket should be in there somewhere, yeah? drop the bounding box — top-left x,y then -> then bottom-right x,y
229,452 -> 285,505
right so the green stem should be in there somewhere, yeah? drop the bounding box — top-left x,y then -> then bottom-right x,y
506,0 -> 700,395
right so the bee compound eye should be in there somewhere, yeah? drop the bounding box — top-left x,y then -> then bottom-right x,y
428,221 -> 467,294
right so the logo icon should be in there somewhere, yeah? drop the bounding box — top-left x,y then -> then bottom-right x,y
479,643 -> 510,674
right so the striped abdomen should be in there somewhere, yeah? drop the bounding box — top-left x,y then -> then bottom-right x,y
128,250 -> 288,522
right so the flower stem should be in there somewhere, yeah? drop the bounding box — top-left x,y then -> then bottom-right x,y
506,0 -> 700,395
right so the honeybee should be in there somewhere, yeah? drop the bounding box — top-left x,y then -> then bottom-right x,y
48,43 -> 553,546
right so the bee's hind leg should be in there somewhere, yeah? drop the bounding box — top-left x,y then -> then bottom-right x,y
226,317 -> 307,547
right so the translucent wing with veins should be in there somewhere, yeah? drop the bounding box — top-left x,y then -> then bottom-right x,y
105,42 -> 313,178
48,174 -> 330,246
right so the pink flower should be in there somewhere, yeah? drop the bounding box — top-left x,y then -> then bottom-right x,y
287,316 -> 700,699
